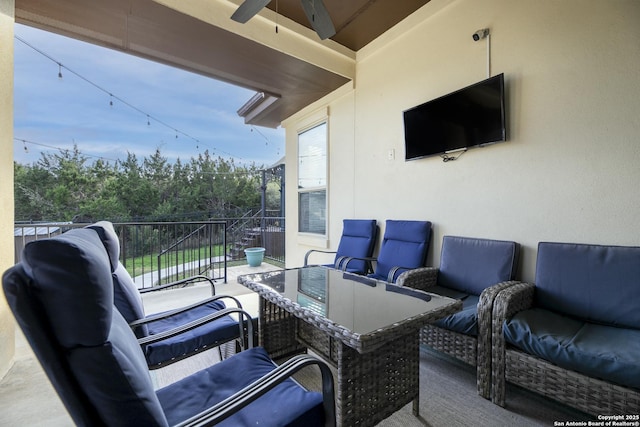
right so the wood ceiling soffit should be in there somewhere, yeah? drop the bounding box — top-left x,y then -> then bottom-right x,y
264,0 -> 431,51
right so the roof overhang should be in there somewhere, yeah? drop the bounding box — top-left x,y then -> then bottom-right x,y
15,0 -> 432,128
15,0 -> 354,128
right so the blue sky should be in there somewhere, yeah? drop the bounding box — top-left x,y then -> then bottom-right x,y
13,23 -> 285,168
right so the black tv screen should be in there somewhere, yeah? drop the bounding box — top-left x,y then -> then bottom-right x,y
403,73 -> 506,161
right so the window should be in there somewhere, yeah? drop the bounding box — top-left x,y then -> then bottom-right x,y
298,122 -> 327,235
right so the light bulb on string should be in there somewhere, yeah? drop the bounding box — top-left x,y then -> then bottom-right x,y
57,63 -> 63,79
109,94 -> 113,107
147,115 -> 151,126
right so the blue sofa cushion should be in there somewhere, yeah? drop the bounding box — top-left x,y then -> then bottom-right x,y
504,308 -> 640,390
534,242 -> 640,329
369,220 -> 431,282
157,346 -> 324,427
22,228 -> 168,426
438,236 -> 518,296
335,219 -> 377,274
433,293 -> 480,336
144,300 -> 238,367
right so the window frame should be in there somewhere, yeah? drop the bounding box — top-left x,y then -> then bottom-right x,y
297,119 -> 328,237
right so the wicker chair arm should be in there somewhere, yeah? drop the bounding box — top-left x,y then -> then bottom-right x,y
476,280 -> 521,398
492,281 -> 535,328
478,280 -> 523,331
131,294 -> 243,327
177,353 -> 336,427
491,281 -> 535,405
395,267 -> 438,291
137,307 -> 254,350
139,275 -> 216,296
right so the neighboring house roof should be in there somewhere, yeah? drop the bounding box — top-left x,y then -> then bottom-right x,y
14,222 -> 72,237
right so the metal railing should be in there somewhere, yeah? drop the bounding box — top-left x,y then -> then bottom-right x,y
219,214 -> 285,264
261,216 -> 285,264
14,221 -> 228,289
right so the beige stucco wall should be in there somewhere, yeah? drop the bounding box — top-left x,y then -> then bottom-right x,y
284,0 -> 640,283
0,0 -> 15,380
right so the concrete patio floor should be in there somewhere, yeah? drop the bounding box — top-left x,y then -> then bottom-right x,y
0,262 -> 281,427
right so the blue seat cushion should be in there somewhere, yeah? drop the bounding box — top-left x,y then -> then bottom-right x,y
504,308 -> 640,390
157,346 -> 324,427
432,290 -> 480,336
144,300 -> 239,366
534,242 -> 640,329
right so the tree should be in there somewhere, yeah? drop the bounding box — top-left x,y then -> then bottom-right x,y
14,146 -> 271,222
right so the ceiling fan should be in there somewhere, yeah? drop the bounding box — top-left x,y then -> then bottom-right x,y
231,0 -> 336,40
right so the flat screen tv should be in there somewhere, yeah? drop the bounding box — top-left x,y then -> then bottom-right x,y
403,73 -> 506,161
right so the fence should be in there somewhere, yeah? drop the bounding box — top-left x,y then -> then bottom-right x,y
223,215 -> 285,264
14,221 -> 228,289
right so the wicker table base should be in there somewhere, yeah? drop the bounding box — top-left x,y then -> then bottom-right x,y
261,298 -> 421,426
240,267 -> 462,426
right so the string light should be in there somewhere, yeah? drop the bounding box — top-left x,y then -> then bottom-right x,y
251,126 -> 271,146
14,34 -> 249,162
15,35 -> 202,145
14,137 -> 258,169
15,138 -> 119,162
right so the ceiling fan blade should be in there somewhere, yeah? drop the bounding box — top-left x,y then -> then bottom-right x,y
231,0 -> 272,23
300,0 -> 336,40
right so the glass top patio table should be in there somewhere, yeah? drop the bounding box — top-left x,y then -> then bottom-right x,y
238,266 -> 461,353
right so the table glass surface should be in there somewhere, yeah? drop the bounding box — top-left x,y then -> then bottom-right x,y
239,266 -> 455,336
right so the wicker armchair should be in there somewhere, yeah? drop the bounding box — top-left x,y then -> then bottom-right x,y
397,236 -> 519,398
491,242 -> 640,415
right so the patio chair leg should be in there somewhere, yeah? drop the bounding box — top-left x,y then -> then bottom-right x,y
413,397 -> 419,417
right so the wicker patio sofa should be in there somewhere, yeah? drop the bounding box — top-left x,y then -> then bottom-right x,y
396,235 -> 520,398
491,242 -> 640,415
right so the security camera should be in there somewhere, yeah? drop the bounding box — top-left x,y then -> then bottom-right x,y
472,28 -> 490,41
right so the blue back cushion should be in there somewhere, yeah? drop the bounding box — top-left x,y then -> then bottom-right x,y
534,242 -> 640,328
21,228 -> 168,426
374,220 -> 431,280
335,219 -> 377,272
87,221 -> 120,272
113,263 -> 149,337
88,221 -> 149,335
438,236 -> 519,296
